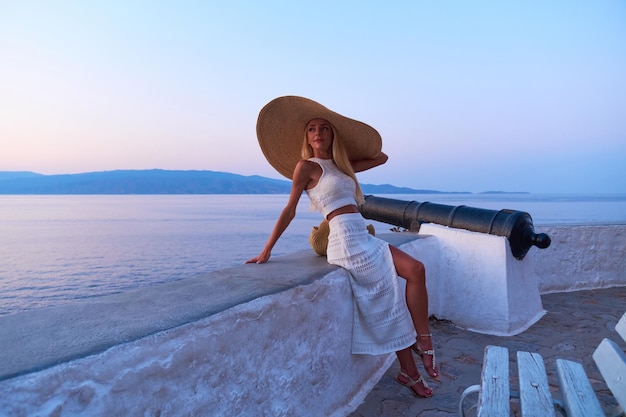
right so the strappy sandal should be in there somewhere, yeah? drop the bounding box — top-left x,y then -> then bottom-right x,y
395,370 -> 433,398
411,333 -> 440,381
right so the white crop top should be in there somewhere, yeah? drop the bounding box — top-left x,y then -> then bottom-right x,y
305,158 -> 357,218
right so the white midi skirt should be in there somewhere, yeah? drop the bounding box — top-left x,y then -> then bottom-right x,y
327,213 -> 417,355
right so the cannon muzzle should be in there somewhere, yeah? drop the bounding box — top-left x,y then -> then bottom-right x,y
359,195 -> 551,260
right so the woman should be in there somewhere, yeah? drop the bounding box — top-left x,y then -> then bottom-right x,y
246,96 -> 439,398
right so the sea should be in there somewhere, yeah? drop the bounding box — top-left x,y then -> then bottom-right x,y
1,193 -> 625,317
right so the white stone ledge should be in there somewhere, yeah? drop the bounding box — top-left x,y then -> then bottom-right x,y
532,224 -> 626,293
0,234 -> 429,417
0,251 -> 340,381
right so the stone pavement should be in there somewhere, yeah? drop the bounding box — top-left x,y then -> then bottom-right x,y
349,286 -> 626,417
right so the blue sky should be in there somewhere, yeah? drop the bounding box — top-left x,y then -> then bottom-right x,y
1,1 -> 625,193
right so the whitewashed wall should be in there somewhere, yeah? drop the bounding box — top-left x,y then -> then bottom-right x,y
531,225 -> 626,293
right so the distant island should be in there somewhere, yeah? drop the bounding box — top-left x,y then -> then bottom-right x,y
478,191 -> 530,195
0,170 -> 527,195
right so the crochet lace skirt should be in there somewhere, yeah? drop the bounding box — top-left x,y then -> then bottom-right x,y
327,213 -> 417,355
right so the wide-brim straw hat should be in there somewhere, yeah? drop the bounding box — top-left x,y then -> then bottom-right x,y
256,96 -> 382,179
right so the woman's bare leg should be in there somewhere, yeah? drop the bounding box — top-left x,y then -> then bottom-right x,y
389,245 -> 439,379
395,348 -> 433,398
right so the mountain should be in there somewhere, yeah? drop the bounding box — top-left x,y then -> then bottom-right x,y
0,169 -> 456,195
0,171 -> 45,181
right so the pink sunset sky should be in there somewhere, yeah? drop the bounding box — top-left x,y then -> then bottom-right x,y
1,1 -> 625,193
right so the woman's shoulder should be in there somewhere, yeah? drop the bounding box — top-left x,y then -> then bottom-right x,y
294,159 -> 322,175
297,158 -> 318,168
294,159 -> 323,183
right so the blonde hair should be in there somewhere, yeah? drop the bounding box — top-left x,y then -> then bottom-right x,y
301,122 -> 365,205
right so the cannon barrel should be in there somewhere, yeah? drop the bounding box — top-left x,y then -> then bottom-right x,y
359,195 -> 551,260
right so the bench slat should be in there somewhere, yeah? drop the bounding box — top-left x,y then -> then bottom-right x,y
616,312 -> 626,344
517,351 -> 556,417
556,359 -> 604,417
593,338 -> 626,412
477,345 -> 510,417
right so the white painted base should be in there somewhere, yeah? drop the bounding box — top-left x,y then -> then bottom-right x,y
418,223 -> 546,336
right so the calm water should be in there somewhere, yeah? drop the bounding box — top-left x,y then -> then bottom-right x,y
1,194 -> 625,316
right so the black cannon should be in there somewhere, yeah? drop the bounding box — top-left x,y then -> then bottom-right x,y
359,195 -> 551,260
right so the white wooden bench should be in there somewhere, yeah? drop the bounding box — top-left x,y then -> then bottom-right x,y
459,312 -> 626,417
593,312 -> 626,417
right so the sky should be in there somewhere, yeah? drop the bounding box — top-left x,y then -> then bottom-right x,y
1,1 -> 625,193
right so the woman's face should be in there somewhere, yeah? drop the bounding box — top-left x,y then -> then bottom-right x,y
306,118 -> 334,154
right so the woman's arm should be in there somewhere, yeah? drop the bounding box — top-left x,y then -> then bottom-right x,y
245,160 -> 315,264
351,151 -> 388,173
